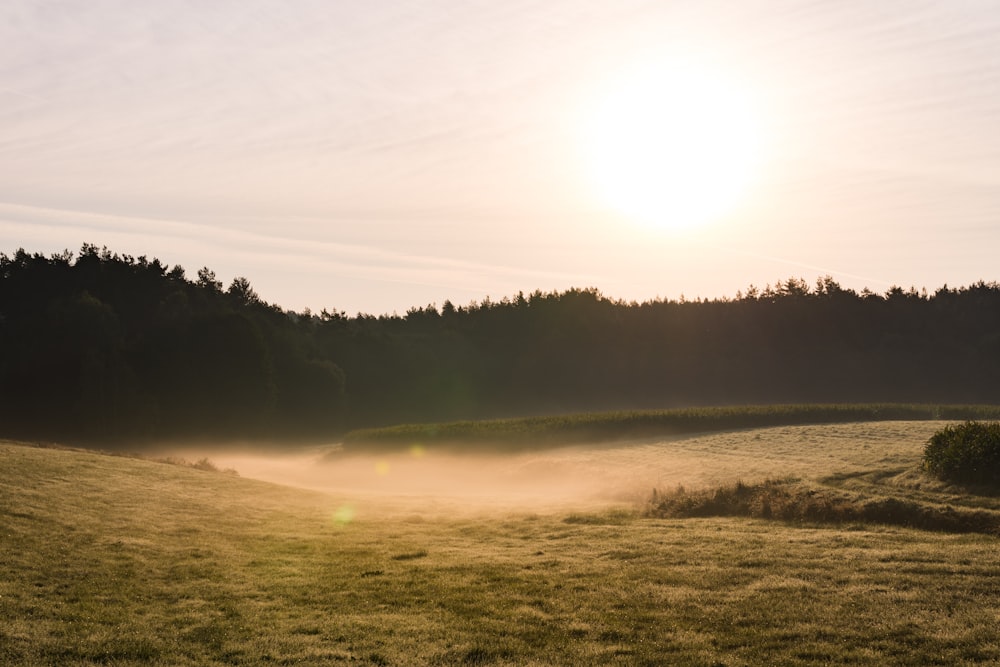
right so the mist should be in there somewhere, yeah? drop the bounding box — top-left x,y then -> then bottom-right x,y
156,421 -> 943,516
158,441 -> 703,515
157,434 -> 788,517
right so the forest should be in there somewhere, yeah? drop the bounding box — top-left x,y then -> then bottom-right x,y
2,244 -> 1000,444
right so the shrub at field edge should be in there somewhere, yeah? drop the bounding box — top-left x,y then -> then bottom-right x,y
924,421 -> 1000,486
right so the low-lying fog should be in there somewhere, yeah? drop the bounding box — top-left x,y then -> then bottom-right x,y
248,448 -> 655,512
156,422 -> 936,513
160,441 -> 702,513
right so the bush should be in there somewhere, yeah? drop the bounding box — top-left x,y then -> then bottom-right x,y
924,421 -> 1000,486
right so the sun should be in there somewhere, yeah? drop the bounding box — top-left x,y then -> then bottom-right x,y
581,59 -> 765,232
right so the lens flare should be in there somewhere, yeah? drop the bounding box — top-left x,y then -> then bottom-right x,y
332,504 -> 356,526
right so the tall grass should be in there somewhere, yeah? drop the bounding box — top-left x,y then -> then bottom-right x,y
342,403 -> 1000,452
648,478 -> 1000,535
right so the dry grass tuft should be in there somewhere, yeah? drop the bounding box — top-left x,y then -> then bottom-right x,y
649,478 -> 1000,534
152,455 -> 239,476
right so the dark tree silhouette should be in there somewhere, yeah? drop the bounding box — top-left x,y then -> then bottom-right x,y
3,245 -> 1000,445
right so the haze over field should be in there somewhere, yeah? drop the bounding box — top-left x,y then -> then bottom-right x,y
6,429 -> 1000,665
183,421 -> 946,513
4,1 -> 1000,314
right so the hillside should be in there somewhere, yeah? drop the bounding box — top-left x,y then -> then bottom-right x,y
4,427 -> 1000,665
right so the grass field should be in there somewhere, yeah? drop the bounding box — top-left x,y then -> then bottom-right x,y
341,404 -> 1000,452
3,420 -> 1000,665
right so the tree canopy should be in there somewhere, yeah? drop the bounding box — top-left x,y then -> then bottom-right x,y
3,245 -> 1000,445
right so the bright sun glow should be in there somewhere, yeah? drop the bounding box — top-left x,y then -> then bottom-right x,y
582,59 -> 765,232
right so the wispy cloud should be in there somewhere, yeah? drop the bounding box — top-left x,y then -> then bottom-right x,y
0,86 -> 44,102
0,200 -> 593,312
4,1 -> 1000,311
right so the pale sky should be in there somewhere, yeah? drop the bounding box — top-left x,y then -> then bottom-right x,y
3,1 -> 1000,314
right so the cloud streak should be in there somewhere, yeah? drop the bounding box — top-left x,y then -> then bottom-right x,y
0,200 -> 593,313
4,1 -> 1000,312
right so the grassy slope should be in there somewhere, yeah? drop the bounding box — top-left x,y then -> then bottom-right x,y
3,433 -> 1000,666
341,403 -> 1000,452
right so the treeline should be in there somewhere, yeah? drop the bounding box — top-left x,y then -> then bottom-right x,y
0,246 -> 345,443
2,246 -> 1000,444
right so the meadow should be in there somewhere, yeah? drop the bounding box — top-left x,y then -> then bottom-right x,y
3,418 -> 1000,665
341,404 -> 1000,451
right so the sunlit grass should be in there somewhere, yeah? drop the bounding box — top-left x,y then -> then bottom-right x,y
3,427 -> 1000,665
650,478 -> 1000,535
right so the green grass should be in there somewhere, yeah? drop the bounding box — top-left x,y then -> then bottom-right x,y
4,422 -> 1000,665
342,403 -> 1000,452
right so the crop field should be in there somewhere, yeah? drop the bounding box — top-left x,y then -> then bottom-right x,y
340,404 -> 1000,452
3,420 -> 1000,665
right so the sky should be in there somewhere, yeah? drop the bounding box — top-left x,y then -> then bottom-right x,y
3,0 -> 1000,315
